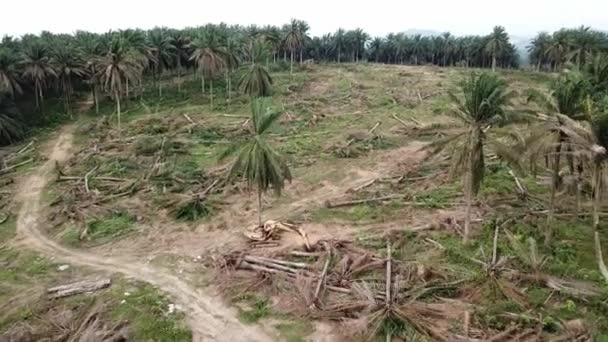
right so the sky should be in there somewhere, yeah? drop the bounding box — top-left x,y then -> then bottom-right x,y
2,0 -> 607,38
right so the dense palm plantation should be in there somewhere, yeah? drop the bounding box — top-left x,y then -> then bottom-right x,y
528,27 -> 608,72
0,21 -> 536,146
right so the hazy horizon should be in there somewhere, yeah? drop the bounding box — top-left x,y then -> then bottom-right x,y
2,0 -> 607,39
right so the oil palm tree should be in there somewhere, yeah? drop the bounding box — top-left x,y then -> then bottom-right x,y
527,32 -> 552,71
189,33 -> 226,108
97,38 -> 143,129
52,45 -> 86,117
148,29 -> 176,97
296,20 -> 311,64
239,41 -> 272,98
333,29 -> 347,63
169,31 -> 191,93
425,73 -> 515,243
223,38 -> 241,100
20,43 -> 56,109
485,26 -> 509,72
0,95 -> 24,146
0,49 -> 22,97
75,31 -> 105,114
222,97 -> 292,227
284,19 -> 302,75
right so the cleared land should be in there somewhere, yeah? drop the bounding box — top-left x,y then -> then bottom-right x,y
1,63 -> 606,341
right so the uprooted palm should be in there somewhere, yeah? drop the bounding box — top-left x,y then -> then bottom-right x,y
424,73 -> 516,243
524,72 -> 590,243
221,97 -> 291,227
555,113 -> 608,282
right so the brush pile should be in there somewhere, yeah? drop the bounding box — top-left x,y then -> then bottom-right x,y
48,115 -> 234,234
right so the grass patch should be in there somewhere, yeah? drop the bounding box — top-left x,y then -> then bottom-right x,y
238,297 -> 271,324
110,281 -> 191,341
86,212 -> 136,243
275,320 -> 313,342
0,215 -> 16,243
310,200 -> 405,223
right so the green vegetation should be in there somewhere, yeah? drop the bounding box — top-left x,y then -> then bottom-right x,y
86,212 -> 136,243
109,281 -> 192,341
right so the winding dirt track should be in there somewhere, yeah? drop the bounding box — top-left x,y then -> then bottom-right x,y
14,127 -> 272,342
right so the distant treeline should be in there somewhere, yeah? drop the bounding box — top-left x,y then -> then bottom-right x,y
0,20 -> 607,145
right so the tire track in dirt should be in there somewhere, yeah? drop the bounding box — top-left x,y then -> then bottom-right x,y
14,127 -> 272,342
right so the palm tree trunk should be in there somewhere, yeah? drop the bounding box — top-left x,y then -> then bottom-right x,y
177,59 -> 182,93
126,78 -> 129,98
115,89 -> 121,130
34,83 -> 40,109
257,189 -> 263,227
492,55 -> 497,72
92,86 -> 99,114
201,75 -> 205,94
290,50 -> 294,75
225,71 -> 231,101
209,79 -> 213,109
593,162 -> 608,282
300,49 -> 303,65
547,143 -> 563,245
158,75 -> 162,98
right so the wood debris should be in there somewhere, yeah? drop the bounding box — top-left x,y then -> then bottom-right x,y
47,278 -> 112,299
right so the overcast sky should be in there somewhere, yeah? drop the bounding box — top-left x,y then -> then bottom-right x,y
2,0 -> 607,38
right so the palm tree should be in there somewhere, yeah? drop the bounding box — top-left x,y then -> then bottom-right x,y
525,72 -> 590,244
0,95 -> 25,146
485,26 -> 509,72
239,41 -> 272,98
440,32 -> 453,66
527,32 -> 551,71
168,31 -> 191,93
75,31 -> 105,114
296,20 -> 311,64
333,29 -> 347,63
148,29 -> 176,97
97,38 -> 143,129
284,19 -> 302,75
0,49 -> 22,97
52,45 -> 86,117
425,73 -> 515,243
567,26 -> 604,69
223,38 -> 241,100
545,31 -> 570,72
20,43 -> 56,110
189,33 -> 226,108
222,97 -> 292,227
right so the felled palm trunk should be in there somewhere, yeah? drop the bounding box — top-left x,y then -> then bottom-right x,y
593,162 -> 608,282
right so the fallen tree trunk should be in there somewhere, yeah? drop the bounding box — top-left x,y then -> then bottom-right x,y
325,194 -> 406,208
47,278 -> 111,299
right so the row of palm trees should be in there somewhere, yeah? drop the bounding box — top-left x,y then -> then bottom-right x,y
367,26 -> 519,70
432,63 -> 608,280
528,26 -> 608,71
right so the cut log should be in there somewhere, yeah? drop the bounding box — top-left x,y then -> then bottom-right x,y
391,113 -> 410,128
368,121 -> 381,135
0,158 -> 33,174
385,242 -> 392,306
289,251 -> 324,257
312,248 -> 332,306
84,166 -> 99,193
47,278 -> 111,299
325,194 -> 406,208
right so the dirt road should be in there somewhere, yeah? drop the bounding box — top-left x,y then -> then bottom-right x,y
14,127 -> 272,342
